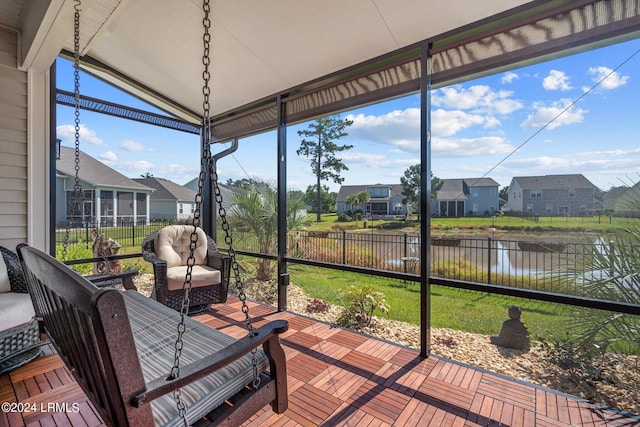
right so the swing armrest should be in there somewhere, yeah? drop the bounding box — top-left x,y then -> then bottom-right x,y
133,319 -> 289,407
207,252 -> 231,283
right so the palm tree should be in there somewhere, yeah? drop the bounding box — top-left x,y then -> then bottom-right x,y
566,195 -> 640,353
345,194 -> 358,214
356,191 -> 370,214
227,179 -> 310,281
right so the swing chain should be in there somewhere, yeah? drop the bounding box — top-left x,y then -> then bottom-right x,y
62,0 -> 84,261
198,0 -> 260,387
211,161 -> 261,388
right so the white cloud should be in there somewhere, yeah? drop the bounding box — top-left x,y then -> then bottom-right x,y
340,152 -> 417,169
542,70 -> 572,91
432,136 -> 515,157
501,72 -> 519,84
120,139 -> 149,152
347,108 -> 420,146
587,66 -> 629,90
99,151 -> 118,162
432,109 -> 486,137
520,99 -> 586,130
56,124 -> 104,146
431,85 -> 523,115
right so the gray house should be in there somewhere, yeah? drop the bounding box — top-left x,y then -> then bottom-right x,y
134,177 -> 198,221
604,182 -> 640,217
56,146 -> 153,225
183,177 -> 234,205
435,178 -> 500,217
506,174 -> 598,216
336,184 -> 408,216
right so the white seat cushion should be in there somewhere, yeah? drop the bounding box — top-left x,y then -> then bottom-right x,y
165,265 -> 222,291
0,293 -> 36,331
0,254 -> 10,293
122,291 -> 269,427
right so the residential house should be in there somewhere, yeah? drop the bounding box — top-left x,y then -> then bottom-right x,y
604,182 -> 640,217
134,177 -> 198,221
183,177 -> 234,205
336,184 -> 408,216
435,178 -> 500,217
56,146 -> 153,226
506,174 -> 598,216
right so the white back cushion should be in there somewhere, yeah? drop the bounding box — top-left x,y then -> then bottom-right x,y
0,254 -> 10,293
155,225 -> 208,268
0,293 -> 35,330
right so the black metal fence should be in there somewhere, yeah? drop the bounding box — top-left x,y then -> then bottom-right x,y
232,229 -> 614,296
55,219 -> 190,253
56,223 -> 615,297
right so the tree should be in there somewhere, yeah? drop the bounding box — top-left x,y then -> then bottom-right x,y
400,164 -> 443,217
297,115 -> 353,222
355,191 -> 370,214
227,179 -> 310,280
566,194 -> 640,353
226,178 -> 271,193
304,185 -> 335,215
345,194 -> 359,213
499,185 -> 509,200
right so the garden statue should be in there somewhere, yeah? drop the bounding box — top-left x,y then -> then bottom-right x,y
92,233 -> 123,274
490,304 -> 530,351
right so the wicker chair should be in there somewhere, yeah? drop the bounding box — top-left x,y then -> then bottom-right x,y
0,246 -> 45,373
142,225 -> 231,314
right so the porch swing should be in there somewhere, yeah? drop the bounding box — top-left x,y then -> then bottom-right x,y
17,1 -> 288,426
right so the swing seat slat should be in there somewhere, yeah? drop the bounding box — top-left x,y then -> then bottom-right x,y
17,244 -> 288,427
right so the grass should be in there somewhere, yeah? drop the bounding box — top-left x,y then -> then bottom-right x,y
304,213 -> 633,235
287,263 -> 572,342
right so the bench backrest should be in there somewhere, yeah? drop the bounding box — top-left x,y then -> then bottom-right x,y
17,244 -> 153,426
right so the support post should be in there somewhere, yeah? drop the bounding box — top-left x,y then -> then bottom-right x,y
419,43 -> 432,358
277,95 -> 288,311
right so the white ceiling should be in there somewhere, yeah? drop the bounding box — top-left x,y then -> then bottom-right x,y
7,0 -> 533,123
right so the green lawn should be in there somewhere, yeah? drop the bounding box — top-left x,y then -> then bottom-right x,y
306,213 -> 630,235
287,263 -> 571,342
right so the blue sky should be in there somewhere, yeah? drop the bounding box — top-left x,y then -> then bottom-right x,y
56,37 -> 640,193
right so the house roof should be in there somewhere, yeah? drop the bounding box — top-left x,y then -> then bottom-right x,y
336,184 -> 403,202
512,174 -> 597,190
437,178 -> 499,201
133,177 -> 197,202
56,146 -> 153,192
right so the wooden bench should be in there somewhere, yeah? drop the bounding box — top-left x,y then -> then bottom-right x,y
17,244 -> 288,426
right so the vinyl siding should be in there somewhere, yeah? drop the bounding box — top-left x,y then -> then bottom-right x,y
0,27 -> 27,248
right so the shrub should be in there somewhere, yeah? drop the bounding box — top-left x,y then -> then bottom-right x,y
337,284 -> 389,328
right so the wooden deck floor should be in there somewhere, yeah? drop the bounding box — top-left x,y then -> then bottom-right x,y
1,298 -> 639,427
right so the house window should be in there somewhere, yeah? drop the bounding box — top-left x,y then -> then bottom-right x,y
472,189 -> 478,197
526,204 -> 533,212
179,203 -> 184,214
191,204 -> 195,213
546,203 -> 553,214
530,189 -> 542,198
569,188 -> 576,197
367,187 -> 390,198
